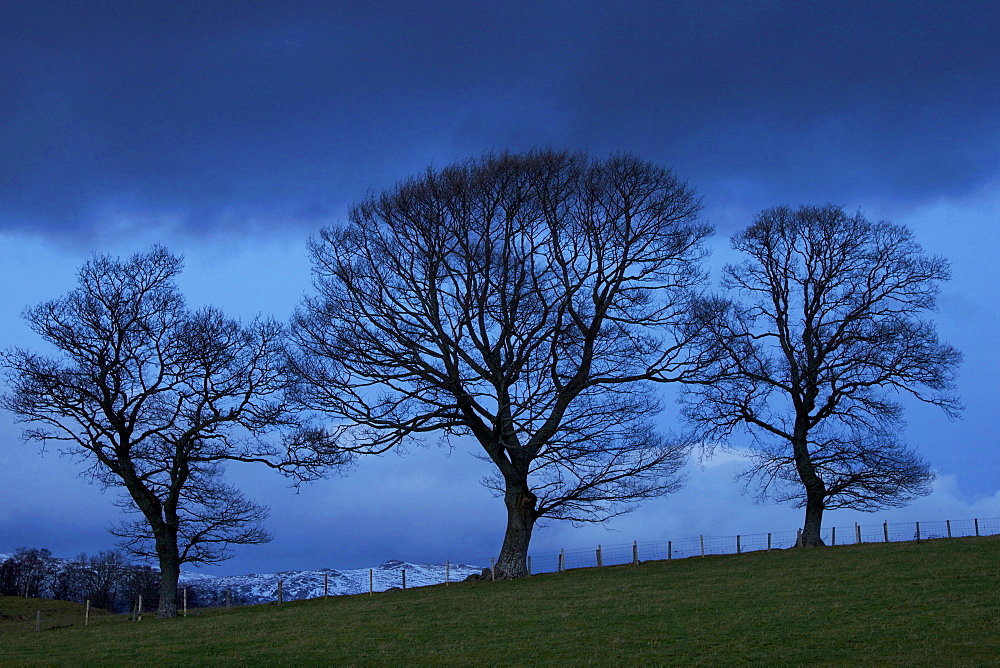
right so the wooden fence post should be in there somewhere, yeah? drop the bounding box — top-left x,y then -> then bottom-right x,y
183,587 -> 187,617
85,599 -> 90,627
796,529 -> 802,548
446,561 -> 450,585
736,535 -> 741,554
915,522 -> 921,542
558,549 -> 565,573
324,572 -> 329,598
975,518 -> 980,536
832,526 -> 836,546
668,540 -> 672,560
226,588 -> 231,610
136,595 -> 143,622
855,523 -> 861,545
35,610 -> 40,632
699,535 -> 705,557
278,580 -> 283,604
597,545 -> 603,568
369,569 -> 373,596
527,556 -> 532,574
947,520 -> 952,538
632,541 -> 639,565
490,558 -> 495,581
767,533 -> 772,551
402,569 -> 407,590
883,522 -> 889,543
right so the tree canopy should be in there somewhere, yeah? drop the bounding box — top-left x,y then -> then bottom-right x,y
1,246 -> 347,616
293,149 -> 712,576
682,205 -> 961,545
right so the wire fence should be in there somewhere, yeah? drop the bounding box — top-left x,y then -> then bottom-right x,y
524,515 -> 1000,575
37,514 -> 993,622
12,513 -> 997,632
220,515 -> 1000,606
199,515 -> 1000,608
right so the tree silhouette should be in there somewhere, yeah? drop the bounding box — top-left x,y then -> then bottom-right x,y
683,205 -> 961,545
2,246 -> 347,616
293,149 -> 711,577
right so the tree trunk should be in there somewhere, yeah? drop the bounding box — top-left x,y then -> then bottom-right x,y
800,489 -> 827,547
792,431 -> 827,547
154,530 -> 181,618
494,479 -> 537,579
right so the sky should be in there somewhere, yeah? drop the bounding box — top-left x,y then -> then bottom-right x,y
1,1 -> 998,576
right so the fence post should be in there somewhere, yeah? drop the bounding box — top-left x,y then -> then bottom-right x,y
226,588 -> 231,610
490,558 -> 495,581
278,580 -> 283,604
767,533 -> 772,551
35,610 -> 40,632
975,518 -> 980,536
597,545 -> 603,568
700,535 -> 705,557
446,561 -> 450,585
183,587 -> 187,617
632,541 -> 639,565
796,529 -> 802,548
558,549 -> 565,573
947,520 -> 952,538
402,569 -> 406,590
736,535 -> 741,554
85,599 -> 90,627
668,540 -> 672,560
324,572 -> 329,598
369,569 -> 373,596
915,522 -> 921,542
883,522 -> 889,543
855,523 -> 861,545
137,595 -> 143,622
527,556 -> 532,574
832,526 -> 836,546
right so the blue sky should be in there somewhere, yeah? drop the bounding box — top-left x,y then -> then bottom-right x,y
1,1 -> 998,575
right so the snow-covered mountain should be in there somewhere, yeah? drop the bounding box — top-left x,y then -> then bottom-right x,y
1,549 -> 484,605
178,559 -> 485,605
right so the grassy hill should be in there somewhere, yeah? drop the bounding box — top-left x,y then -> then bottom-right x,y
2,535 -> 997,665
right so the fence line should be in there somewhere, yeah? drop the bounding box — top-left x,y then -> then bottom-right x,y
524,515 -> 999,575
242,515 -> 1000,604
110,514 -> 998,617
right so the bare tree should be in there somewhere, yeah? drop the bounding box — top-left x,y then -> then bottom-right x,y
0,547 -> 58,597
77,550 -> 131,611
111,469 -> 272,566
682,205 -> 961,546
52,554 -> 92,603
292,149 -> 711,577
1,246 -> 346,616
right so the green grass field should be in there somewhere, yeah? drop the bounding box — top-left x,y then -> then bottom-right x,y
2,535 -> 997,665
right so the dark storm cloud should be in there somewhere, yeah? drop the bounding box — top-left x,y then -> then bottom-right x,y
565,3 -> 1000,204
0,1 -> 581,238
2,1 -> 997,240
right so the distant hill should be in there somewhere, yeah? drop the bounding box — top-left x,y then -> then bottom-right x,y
1,549 -> 483,604
178,560 -> 484,604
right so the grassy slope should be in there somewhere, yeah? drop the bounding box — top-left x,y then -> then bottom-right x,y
1,536 -> 997,665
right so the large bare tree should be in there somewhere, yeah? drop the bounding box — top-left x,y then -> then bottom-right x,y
292,149 -> 712,577
682,205 -> 961,546
1,246 -> 346,616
